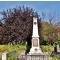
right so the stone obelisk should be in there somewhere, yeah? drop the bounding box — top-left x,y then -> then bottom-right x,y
29,17 -> 42,54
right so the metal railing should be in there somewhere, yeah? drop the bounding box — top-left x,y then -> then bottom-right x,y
18,54 -> 50,60
1,52 -> 50,60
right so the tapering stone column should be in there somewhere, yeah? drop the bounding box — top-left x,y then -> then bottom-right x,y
29,17 -> 42,54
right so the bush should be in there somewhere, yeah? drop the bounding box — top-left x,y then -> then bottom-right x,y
41,45 -> 54,55
0,44 -> 26,54
40,39 -> 50,45
0,45 -> 7,52
51,56 -> 60,60
8,53 -> 18,60
56,35 -> 60,45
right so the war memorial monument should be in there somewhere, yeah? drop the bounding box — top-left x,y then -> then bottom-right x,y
26,17 -> 50,60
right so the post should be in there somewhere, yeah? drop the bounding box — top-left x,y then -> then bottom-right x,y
57,45 -> 60,52
2,52 -> 8,60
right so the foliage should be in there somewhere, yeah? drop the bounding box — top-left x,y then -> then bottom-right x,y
0,44 -> 26,60
40,21 -> 59,45
41,45 -> 54,55
0,5 -> 60,46
25,44 -> 31,54
40,39 -> 49,45
0,5 -> 41,44
41,45 -> 60,60
8,53 -> 17,60
56,35 -> 60,45
51,56 -> 60,60
51,52 -> 60,60
0,44 -> 26,54
0,45 -> 60,60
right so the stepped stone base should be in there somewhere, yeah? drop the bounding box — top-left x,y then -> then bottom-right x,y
29,47 -> 43,54
26,53 -> 50,60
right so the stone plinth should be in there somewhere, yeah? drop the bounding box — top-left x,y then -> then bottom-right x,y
29,37 -> 42,54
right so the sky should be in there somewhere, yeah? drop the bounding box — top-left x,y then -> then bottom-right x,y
0,1 -> 60,22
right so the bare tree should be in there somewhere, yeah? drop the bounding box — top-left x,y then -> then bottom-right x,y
42,11 -> 46,21
55,13 -> 60,26
48,11 -> 56,24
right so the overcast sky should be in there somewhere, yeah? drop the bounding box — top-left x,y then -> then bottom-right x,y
0,1 -> 60,22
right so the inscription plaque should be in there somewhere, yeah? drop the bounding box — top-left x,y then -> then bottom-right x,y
33,39 -> 38,47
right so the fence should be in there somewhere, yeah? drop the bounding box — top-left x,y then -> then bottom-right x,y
1,52 -> 50,60
18,54 -> 50,60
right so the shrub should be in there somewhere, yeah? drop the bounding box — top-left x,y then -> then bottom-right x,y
41,45 -> 54,55
8,53 -> 18,60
